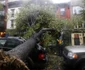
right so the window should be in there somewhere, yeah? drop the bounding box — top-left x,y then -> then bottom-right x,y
78,24 -> 82,28
74,26 -> 77,29
0,40 -> 6,46
60,8 -> 66,16
11,9 -> 15,17
73,6 -> 83,15
6,39 -> 20,48
83,23 -> 85,28
11,20 -> 14,28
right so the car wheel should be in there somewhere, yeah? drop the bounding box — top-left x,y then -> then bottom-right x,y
79,63 -> 85,70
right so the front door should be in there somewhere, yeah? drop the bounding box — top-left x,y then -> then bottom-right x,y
74,38 -> 80,45
74,34 -> 80,45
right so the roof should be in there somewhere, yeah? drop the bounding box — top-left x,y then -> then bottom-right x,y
8,1 -> 23,8
56,3 -> 70,8
65,45 -> 85,53
0,36 -> 26,42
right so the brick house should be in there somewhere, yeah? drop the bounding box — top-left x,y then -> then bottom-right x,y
56,3 -> 71,19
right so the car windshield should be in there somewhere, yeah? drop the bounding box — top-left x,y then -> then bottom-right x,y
0,39 -> 6,46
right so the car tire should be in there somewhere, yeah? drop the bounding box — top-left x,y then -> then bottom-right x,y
79,63 -> 85,70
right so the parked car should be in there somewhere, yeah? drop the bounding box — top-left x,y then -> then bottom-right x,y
26,42 -> 48,69
0,37 -> 48,69
63,45 -> 85,70
0,36 -> 26,51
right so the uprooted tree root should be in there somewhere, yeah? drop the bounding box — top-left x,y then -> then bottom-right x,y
0,50 -> 30,70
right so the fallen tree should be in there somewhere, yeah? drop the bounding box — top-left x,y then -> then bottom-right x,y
0,28 -> 55,70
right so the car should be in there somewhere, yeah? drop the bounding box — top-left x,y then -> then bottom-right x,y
0,37 -> 48,69
63,45 -> 85,70
0,36 -> 26,51
26,42 -> 48,69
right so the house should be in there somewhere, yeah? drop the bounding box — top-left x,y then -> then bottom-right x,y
70,0 -> 85,45
7,0 -> 22,29
56,3 -> 71,19
70,0 -> 84,16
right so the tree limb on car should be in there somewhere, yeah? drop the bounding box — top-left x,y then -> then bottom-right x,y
0,28 -> 55,70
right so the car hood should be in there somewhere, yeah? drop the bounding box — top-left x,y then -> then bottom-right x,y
65,45 -> 85,53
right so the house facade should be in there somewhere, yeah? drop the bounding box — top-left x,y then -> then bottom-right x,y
70,0 -> 85,46
56,0 -> 85,46
56,3 -> 71,19
70,0 -> 84,16
7,0 -> 22,29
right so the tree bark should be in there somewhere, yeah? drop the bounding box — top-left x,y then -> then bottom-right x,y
6,38 -> 36,61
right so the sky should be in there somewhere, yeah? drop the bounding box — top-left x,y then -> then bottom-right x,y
52,0 -> 71,3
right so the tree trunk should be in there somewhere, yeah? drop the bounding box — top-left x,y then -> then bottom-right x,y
6,38 -> 36,60
6,28 -> 55,60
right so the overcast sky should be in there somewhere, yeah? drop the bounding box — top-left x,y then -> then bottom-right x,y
52,0 -> 71,3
